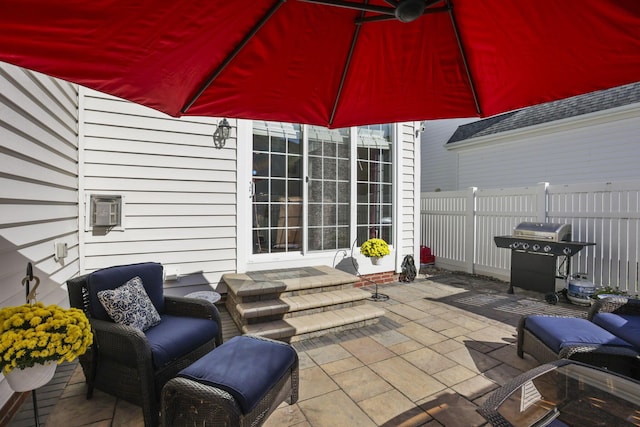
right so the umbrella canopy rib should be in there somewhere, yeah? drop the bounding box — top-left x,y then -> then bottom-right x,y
329,7 -> 366,126
447,0 -> 481,116
356,4 -> 448,24
181,0 -> 286,114
298,0 -> 396,15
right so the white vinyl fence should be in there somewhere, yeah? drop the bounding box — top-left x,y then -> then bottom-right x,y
420,181 -> 640,295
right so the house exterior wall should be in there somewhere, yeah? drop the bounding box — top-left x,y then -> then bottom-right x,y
0,64 -> 78,409
420,118 -> 477,192
0,70 -> 422,412
421,104 -> 640,191
79,88 -> 236,295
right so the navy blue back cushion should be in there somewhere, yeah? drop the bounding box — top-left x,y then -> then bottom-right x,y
88,262 -> 165,321
178,336 -> 297,414
525,315 -> 635,353
592,313 -> 640,349
145,314 -> 219,368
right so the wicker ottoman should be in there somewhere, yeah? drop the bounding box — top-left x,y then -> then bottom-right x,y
517,315 -> 640,377
161,335 -> 299,427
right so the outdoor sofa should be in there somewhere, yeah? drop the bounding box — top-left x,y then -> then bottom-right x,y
517,296 -> 640,379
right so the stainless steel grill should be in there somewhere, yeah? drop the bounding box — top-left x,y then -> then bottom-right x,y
494,221 -> 594,294
512,222 -> 571,242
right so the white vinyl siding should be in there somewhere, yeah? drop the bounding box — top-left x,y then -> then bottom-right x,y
399,122 -> 421,265
423,105 -> 640,191
79,89 -> 236,294
420,118 -> 478,192
0,63 -> 78,408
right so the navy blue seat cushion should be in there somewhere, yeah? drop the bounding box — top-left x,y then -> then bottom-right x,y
592,313 -> 640,349
146,314 -> 220,369
88,262 -> 165,321
178,335 -> 297,414
525,316 -> 635,353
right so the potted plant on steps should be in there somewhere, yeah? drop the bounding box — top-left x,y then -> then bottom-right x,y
0,302 -> 93,392
360,238 -> 391,265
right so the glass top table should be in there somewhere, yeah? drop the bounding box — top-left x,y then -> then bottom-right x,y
478,360 -> 640,426
185,290 -> 221,304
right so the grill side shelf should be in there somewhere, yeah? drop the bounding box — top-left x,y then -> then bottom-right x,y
493,236 -> 595,257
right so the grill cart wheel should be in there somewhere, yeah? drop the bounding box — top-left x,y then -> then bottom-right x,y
545,292 -> 559,305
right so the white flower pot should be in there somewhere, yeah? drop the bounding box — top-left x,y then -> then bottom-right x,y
4,361 -> 57,392
370,256 -> 384,265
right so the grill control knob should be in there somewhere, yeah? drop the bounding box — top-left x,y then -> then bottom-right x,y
543,245 -> 552,252
563,247 -> 572,255
532,244 -> 540,251
521,243 -> 529,250
511,242 -> 520,249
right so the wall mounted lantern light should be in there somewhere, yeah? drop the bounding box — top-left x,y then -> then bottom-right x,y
212,118 -> 231,148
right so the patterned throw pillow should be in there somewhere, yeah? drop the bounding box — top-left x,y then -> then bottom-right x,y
97,276 -> 161,331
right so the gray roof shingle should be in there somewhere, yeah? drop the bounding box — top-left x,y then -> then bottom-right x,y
447,82 -> 640,144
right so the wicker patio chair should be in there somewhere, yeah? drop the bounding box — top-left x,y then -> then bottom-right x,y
67,262 -> 223,427
588,295 -> 640,318
517,314 -> 639,378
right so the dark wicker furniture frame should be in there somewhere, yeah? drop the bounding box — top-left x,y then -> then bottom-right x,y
67,274 -> 223,427
478,359 -> 640,426
161,335 -> 299,427
517,312 -> 640,378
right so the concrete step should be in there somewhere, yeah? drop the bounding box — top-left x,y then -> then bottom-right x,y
223,265 -> 359,301
242,305 -> 385,343
237,288 -> 371,321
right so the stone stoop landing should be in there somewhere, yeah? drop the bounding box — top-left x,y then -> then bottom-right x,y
223,265 -> 385,342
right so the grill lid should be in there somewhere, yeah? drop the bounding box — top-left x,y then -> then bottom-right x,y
513,222 -> 571,242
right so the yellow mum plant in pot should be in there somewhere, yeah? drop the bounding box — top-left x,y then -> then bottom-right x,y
360,238 -> 391,264
0,302 -> 93,391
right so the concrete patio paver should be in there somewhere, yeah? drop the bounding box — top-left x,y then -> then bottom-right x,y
12,269 -> 590,427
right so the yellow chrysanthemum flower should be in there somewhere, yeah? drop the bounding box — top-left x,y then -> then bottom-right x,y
0,303 -> 92,373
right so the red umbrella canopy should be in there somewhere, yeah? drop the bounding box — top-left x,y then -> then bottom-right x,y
1,0 -> 639,128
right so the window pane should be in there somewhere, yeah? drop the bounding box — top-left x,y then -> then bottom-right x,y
323,205 -> 336,226
308,204 -> 322,227
253,204 -> 269,229
272,135 -> 286,153
357,160 -> 368,181
254,134 -> 269,152
253,153 -> 269,177
254,179 -> 269,199
309,139 -> 322,155
288,180 -> 302,198
337,182 -> 349,203
270,204 -> 284,228
338,142 -> 350,159
323,157 -> 336,180
271,154 -> 286,177
288,156 -> 302,178
308,157 -> 322,179
323,181 -> 336,203
337,204 -> 349,226
323,228 -> 336,249
309,180 -> 322,202
308,228 -> 322,251
272,179 -> 285,199
324,141 -> 336,157
338,159 -> 350,181
337,227 -> 350,248
288,136 -> 301,154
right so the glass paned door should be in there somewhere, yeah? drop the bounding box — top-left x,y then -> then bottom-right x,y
251,122 -> 391,256
252,122 -> 302,254
356,125 -> 393,245
307,126 -> 351,251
